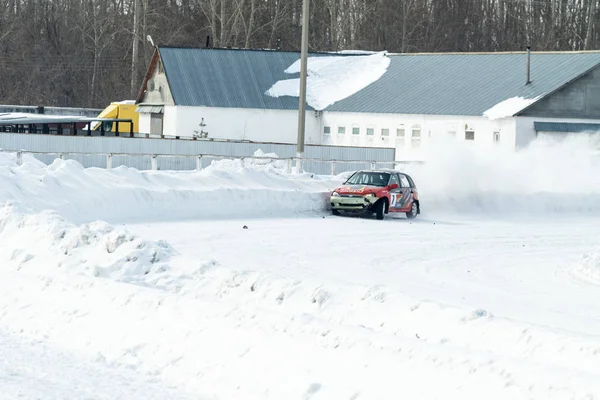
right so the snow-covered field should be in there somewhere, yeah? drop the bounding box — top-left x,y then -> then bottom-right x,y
2,136 -> 600,399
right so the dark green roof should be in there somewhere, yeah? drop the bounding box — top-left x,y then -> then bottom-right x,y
157,47 -> 600,116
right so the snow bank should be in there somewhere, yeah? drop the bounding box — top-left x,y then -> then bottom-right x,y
0,202 -> 172,286
265,52 -> 391,110
0,149 -> 45,167
402,134 -> 600,216
0,150 -> 337,224
483,96 -> 541,119
3,243 -> 600,399
4,133 -> 600,225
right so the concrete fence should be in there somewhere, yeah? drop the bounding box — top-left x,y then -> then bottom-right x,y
0,132 -> 401,175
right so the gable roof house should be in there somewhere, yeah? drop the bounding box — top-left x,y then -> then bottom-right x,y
136,46 -> 600,161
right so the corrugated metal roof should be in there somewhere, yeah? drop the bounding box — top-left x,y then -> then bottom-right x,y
534,121 -> 600,133
327,52 -> 600,116
158,47 -> 600,116
159,47 -> 338,110
136,105 -> 164,114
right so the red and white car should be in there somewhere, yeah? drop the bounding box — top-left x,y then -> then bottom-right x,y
330,170 -> 420,220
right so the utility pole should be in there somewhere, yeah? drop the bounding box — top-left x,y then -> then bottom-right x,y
296,0 -> 310,173
130,0 -> 139,98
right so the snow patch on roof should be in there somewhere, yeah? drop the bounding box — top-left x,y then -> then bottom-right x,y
265,51 -> 391,110
0,113 -> 91,122
334,49 -> 379,55
483,96 -> 542,120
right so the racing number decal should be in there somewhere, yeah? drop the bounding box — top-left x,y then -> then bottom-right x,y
392,190 -> 410,209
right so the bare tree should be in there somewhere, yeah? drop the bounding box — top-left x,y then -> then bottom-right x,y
2,0 -> 600,108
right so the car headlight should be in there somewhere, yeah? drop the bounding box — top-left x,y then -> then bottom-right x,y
364,193 -> 375,198
331,191 -> 341,197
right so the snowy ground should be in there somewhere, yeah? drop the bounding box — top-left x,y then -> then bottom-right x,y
0,329 -> 198,400
2,137 -> 600,399
123,215 -> 600,399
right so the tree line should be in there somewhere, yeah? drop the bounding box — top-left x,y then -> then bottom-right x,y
0,0 -> 598,108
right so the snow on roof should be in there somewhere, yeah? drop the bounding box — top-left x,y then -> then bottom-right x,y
483,96 -> 541,120
0,113 -> 93,122
333,50 -> 380,55
265,51 -> 391,111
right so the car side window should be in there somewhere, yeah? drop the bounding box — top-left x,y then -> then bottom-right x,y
400,174 -> 410,188
407,175 -> 416,188
389,174 -> 400,187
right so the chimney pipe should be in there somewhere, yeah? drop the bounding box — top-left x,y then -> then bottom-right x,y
526,46 -> 531,85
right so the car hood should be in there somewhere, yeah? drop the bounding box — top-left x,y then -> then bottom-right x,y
334,185 -> 382,195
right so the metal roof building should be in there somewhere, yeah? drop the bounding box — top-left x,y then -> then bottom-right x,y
135,46 -> 600,160
141,47 -> 600,116
156,47 -> 335,110
327,52 -> 600,116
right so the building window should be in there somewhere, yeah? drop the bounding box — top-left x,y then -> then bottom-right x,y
324,126 -> 331,135
352,127 -> 360,135
396,125 -> 406,146
397,126 -> 405,138
493,131 -> 500,142
411,124 -> 421,148
465,123 -> 475,141
338,126 -> 345,134
381,128 -> 390,136
366,127 -> 375,136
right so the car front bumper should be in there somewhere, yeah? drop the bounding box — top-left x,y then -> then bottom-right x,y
330,195 -> 377,212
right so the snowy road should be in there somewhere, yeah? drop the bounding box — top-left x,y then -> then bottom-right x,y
128,214 -> 600,335
119,214 -> 600,399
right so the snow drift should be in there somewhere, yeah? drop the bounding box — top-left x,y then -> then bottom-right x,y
0,151 -> 337,224
0,202 -> 173,286
3,134 -> 600,224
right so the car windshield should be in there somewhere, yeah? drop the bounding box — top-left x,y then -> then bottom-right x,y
345,172 -> 390,187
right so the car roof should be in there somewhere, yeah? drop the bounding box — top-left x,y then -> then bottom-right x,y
354,169 -> 408,175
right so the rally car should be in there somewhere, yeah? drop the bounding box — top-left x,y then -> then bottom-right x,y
329,169 -> 420,220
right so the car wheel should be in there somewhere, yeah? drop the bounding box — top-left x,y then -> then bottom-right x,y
332,208 -> 340,216
406,201 -> 418,219
375,200 -> 386,220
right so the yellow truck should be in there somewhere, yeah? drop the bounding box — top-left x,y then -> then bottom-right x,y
92,100 -> 139,134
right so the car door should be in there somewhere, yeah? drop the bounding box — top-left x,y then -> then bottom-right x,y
388,173 -> 405,211
405,174 -> 419,201
395,174 -> 414,211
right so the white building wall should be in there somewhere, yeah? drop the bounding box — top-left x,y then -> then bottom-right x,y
169,106 -> 321,144
320,112 -> 517,161
138,112 -> 151,135
137,106 -> 178,137
163,105 -> 178,137
515,116 -> 600,147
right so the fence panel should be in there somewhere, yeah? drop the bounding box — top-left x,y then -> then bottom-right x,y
0,132 -> 395,161
0,132 -> 408,175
